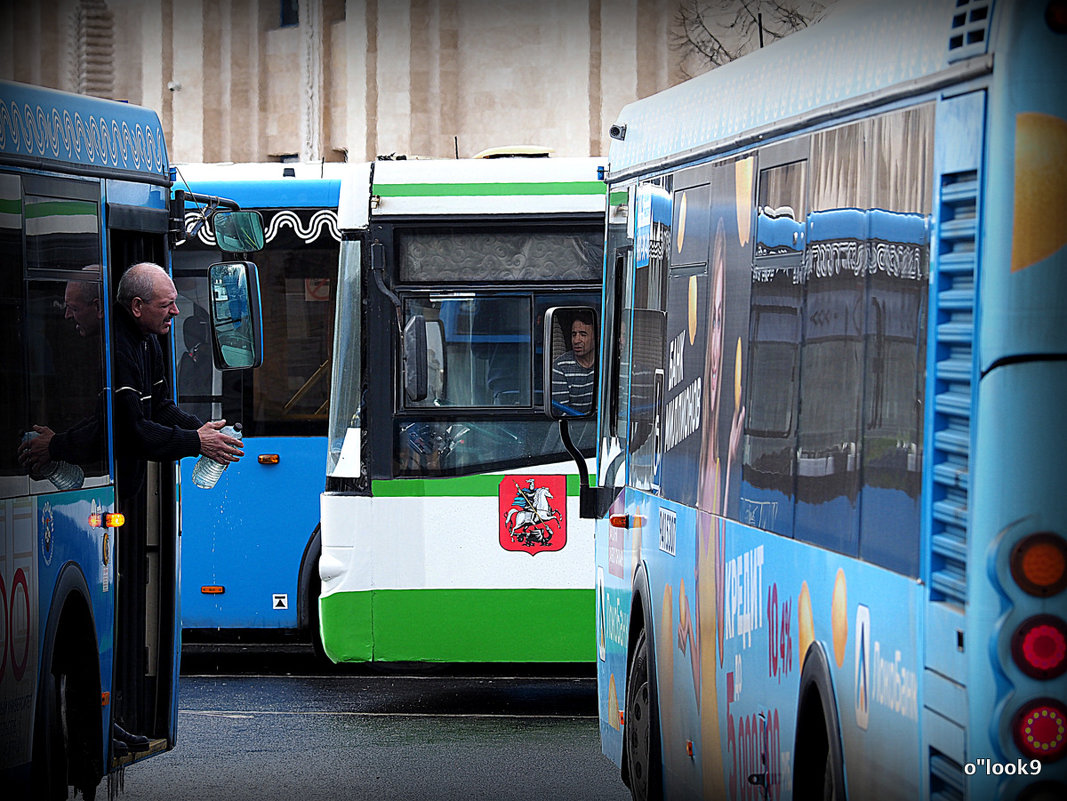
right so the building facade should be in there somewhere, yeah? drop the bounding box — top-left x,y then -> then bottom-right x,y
1,0 -> 687,162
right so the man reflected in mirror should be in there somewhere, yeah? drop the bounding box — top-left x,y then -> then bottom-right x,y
551,309 -> 597,415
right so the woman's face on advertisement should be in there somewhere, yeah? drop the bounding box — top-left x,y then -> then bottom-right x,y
708,222 -> 726,406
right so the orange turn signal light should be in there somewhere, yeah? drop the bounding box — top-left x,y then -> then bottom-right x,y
258,454 -> 280,465
1011,533 -> 1067,597
89,512 -> 125,528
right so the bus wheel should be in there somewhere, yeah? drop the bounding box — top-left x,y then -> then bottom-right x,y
793,643 -> 845,801
308,565 -> 331,665
624,628 -> 661,801
32,661 -> 69,800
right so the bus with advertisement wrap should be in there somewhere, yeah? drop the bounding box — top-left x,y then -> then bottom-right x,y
0,81 -> 263,798
317,154 -> 605,663
545,1 -> 1067,799
170,163 -> 341,651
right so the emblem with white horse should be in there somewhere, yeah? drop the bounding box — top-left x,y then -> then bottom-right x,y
498,475 -> 568,555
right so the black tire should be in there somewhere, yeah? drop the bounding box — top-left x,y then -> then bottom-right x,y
31,661 -> 68,801
624,628 -> 661,801
308,567 -> 330,665
793,644 -> 846,801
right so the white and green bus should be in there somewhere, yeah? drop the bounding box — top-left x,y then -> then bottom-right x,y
318,154 -> 606,662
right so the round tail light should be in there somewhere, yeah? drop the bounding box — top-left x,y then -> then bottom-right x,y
1012,615 -> 1067,680
1014,698 -> 1067,762
1010,533 -> 1067,597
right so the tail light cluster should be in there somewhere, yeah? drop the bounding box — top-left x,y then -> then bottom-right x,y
1009,532 -> 1067,763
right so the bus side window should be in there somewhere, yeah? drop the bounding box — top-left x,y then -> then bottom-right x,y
0,174 -> 25,489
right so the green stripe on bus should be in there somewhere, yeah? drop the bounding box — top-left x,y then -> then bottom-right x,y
25,200 -> 96,217
372,181 -> 605,198
319,587 -> 594,663
372,474 -> 582,497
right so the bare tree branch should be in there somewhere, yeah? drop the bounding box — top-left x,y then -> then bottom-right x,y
672,0 -> 828,76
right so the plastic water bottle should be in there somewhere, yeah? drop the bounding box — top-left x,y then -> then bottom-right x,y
191,423 -> 242,489
22,431 -> 85,491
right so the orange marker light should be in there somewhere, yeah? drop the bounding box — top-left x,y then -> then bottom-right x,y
1011,533 -> 1067,597
201,586 -> 225,595
90,512 -> 124,528
258,454 -> 280,465
610,514 -> 630,528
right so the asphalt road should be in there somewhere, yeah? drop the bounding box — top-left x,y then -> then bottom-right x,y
116,650 -> 631,801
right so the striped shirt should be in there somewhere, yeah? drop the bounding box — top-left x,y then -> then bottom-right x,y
551,351 -> 595,415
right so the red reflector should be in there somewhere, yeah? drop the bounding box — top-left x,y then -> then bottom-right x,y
201,586 -> 225,595
258,454 -> 280,465
1013,615 -> 1067,680
1014,699 -> 1067,762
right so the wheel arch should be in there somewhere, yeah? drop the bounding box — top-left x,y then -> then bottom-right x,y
621,561 -> 661,794
793,640 -> 847,800
33,561 -> 104,798
297,523 -> 322,631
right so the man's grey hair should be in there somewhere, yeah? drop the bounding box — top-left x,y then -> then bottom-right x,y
67,264 -> 102,304
116,262 -> 167,309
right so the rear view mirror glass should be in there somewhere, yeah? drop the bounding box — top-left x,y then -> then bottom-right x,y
404,314 -> 428,402
208,261 -> 263,370
543,305 -> 598,420
213,211 -> 265,253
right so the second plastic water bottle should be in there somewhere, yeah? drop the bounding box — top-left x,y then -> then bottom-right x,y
191,423 -> 242,489
22,431 -> 84,490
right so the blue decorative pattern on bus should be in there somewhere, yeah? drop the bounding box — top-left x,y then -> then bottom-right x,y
0,80 -> 168,178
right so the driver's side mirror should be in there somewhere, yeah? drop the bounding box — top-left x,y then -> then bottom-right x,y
213,211 -> 265,253
403,314 -> 428,403
208,261 -> 263,370
543,305 -> 598,420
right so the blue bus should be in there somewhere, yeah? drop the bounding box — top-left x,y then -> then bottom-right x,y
0,81 -> 262,798
548,1 -> 1067,798
171,163 -> 341,651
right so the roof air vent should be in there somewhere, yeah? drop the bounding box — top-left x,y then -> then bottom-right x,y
948,0 -> 993,63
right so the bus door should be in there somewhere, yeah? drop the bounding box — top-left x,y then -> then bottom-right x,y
105,196 -> 179,750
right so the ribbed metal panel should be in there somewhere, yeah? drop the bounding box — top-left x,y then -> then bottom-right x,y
929,170 -> 978,607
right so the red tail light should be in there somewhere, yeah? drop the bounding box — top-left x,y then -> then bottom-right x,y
1014,698 -> 1067,762
1012,615 -> 1067,680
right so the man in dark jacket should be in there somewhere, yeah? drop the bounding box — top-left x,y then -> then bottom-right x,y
110,261 -> 244,754
112,261 -> 242,496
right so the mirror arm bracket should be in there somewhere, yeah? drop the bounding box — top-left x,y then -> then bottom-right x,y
559,419 -> 617,519
370,241 -> 403,332
169,189 -> 242,248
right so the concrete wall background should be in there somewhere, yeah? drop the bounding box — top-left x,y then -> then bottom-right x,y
1,0 -> 687,163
